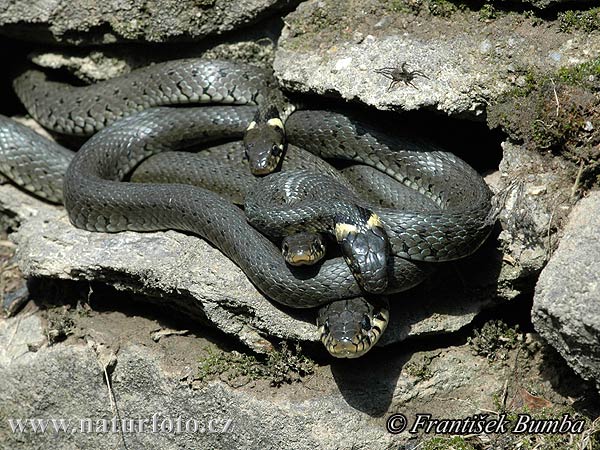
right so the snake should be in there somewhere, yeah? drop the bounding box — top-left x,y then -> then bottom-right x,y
132,142 -> 442,357
0,58 -> 494,357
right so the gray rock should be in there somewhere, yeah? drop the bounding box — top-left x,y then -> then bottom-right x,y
1,181 -> 504,352
533,191 -> 600,392
5,184 -> 312,353
27,33 -> 279,83
487,141 -> 575,299
0,308 -> 524,450
274,0 -> 600,117
0,0 -> 288,44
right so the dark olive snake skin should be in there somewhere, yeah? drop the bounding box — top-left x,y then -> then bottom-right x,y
0,116 -> 71,203
62,107 -> 432,307
131,143 -> 440,212
285,111 -> 494,262
13,59 -> 279,135
1,58 -> 493,310
130,142 -> 353,205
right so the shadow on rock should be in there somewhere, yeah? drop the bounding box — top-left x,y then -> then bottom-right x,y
328,228 -> 504,417
537,344 -> 600,417
330,348 -> 411,417
380,228 -> 505,346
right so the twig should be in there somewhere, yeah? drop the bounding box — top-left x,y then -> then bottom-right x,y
551,78 -> 560,117
0,240 -> 16,248
103,364 -> 129,449
501,378 -> 509,411
7,314 -> 22,351
505,346 -> 521,410
103,365 -> 117,417
571,159 -> 585,200
546,208 -> 555,261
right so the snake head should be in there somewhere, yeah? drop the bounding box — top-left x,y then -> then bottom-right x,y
317,297 -> 389,358
281,232 -> 326,266
243,115 -> 286,176
334,208 -> 390,294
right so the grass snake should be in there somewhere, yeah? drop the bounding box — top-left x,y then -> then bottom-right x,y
1,58 -> 494,357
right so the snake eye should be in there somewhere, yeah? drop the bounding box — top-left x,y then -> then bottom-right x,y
271,144 -> 282,157
282,242 -> 289,253
361,316 -> 372,331
243,150 -> 249,161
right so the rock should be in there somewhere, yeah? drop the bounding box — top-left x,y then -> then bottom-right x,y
487,141 -> 575,298
27,33 -> 279,83
0,307 -> 583,449
0,0 -> 289,45
533,191 -> 600,392
5,184 -> 312,353
274,0 -> 600,117
1,180 -> 505,353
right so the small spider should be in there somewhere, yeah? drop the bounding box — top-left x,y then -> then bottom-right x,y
374,62 -> 430,91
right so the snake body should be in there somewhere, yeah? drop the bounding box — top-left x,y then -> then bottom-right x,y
130,141 -> 352,205
131,143 -> 441,212
0,116 -> 71,203
285,111 -> 494,262
62,107 -> 432,307
13,59 -> 278,135
0,58 -> 494,356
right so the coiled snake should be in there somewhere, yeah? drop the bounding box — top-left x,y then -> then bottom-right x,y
0,59 -> 494,357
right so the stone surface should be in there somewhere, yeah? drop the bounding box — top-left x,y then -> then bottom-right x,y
28,38 -> 279,83
1,313 -> 401,449
533,191 -> 600,392
274,0 -> 600,117
0,305 -> 587,450
0,0 -> 291,44
488,141 -> 575,298
0,181 -> 504,353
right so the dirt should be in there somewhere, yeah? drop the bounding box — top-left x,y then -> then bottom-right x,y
282,0 -> 566,55
488,65 -> 600,190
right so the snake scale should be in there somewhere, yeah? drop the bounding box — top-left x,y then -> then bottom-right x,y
0,58 -> 494,356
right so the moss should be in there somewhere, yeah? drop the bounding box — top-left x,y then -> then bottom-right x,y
405,362 -> 433,380
523,9 -> 545,27
487,60 -> 600,189
468,320 -> 520,360
387,0 -> 407,13
45,308 -> 76,345
479,3 -> 496,22
404,352 -> 439,380
559,8 -> 600,33
506,70 -> 539,98
557,59 -> 600,86
421,436 -> 477,450
197,342 -> 315,387
386,0 -> 459,16
427,0 -> 457,17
